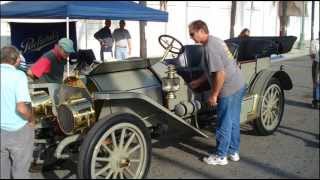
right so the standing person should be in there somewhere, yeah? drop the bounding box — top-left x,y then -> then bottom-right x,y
310,33 -> 319,108
1,46 -> 35,179
112,20 -> 132,60
238,28 -> 250,38
94,19 -> 113,61
188,20 -> 246,165
26,38 -> 75,84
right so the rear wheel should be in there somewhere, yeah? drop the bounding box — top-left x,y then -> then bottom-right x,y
78,113 -> 151,179
255,78 -> 284,135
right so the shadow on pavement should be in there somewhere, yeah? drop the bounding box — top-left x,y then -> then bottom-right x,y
277,126 -> 319,149
285,99 -> 315,110
40,159 -> 77,179
152,130 -> 304,178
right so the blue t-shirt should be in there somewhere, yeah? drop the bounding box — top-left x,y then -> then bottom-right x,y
1,64 -> 31,131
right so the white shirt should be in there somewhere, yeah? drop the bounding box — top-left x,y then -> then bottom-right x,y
310,39 -> 319,62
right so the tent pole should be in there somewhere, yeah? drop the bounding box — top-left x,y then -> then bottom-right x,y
66,16 -> 70,77
85,20 -> 88,49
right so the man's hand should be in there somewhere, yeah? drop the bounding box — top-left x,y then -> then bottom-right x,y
310,54 -> 316,59
189,79 -> 201,89
128,48 -> 132,56
189,74 -> 207,89
28,121 -> 36,128
17,102 -> 35,126
26,69 -> 35,79
208,94 -> 218,107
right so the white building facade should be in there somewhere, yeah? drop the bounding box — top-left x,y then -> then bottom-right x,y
1,1 -> 319,59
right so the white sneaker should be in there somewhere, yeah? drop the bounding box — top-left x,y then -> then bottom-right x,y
228,152 -> 240,161
203,154 -> 228,165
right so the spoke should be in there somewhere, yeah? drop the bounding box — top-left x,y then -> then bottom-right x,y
124,133 -> 136,152
271,111 -> 278,121
120,171 -> 125,179
119,128 -> 126,149
262,110 -> 267,118
101,144 -> 113,155
269,91 -> 274,102
265,112 -> 271,126
96,157 -> 110,162
95,164 -> 111,177
272,99 -> 279,106
128,144 -> 141,155
269,111 -> 275,124
105,170 -> 113,179
130,159 -> 141,163
263,99 -> 268,107
113,171 -> 118,179
124,167 -> 135,178
112,131 -> 118,150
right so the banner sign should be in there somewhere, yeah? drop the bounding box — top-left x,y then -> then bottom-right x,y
10,22 -> 77,64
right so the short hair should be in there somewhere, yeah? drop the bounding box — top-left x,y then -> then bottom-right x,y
189,20 -> 209,34
0,46 -> 20,64
120,20 -> 125,24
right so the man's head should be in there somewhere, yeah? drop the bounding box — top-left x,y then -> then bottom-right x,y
0,46 -> 21,67
119,20 -> 126,29
57,38 -> 75,59
188,20 -> 209,44
105,19 -> 111,28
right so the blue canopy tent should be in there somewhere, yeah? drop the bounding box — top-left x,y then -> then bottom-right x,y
1,1 -> 168,74
0,1 -> 168,21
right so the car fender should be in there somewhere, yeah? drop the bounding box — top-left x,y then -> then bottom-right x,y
249,69 -> 292,96
248,69 -> 292,119
93,91 -> 208,138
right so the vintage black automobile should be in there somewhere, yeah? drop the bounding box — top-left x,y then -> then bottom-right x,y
29,35 -> 296,179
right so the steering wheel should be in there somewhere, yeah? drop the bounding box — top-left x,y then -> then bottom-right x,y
158,34 -> 184,55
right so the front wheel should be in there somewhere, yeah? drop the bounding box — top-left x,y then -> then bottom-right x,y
255,78 -> 284,135
78,113 -> 151,179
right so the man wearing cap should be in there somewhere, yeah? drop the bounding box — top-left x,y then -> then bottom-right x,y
27,38 -> 75,83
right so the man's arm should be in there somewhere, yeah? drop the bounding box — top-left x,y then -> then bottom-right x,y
26,69 -> 35,79
26,58 -> 51,80
94,28 -> 103,40
190,73 -> 208,89
128,39 -> 132,55
208,70 -> 225,106
16,102 -> 34,124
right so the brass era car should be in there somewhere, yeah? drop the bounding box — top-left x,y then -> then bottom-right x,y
29,35 -> 296,179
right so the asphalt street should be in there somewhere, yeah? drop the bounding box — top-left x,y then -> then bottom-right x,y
31,55 -> 319,179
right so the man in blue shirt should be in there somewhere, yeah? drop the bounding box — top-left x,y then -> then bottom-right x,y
1,46 -> 35,179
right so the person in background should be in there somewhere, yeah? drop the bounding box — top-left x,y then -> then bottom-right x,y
1,46 -> 35,179
26,38 -> 75,84
94,19 -> 113,61
188,20 -> 246,166
310,32 -> 319,108
112,20 -> 132,60
17,54 -> 28,72
238,28 -> 250,38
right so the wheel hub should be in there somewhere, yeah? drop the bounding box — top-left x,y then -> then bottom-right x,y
110,152 -> 130,171
119,158 -> 130,168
